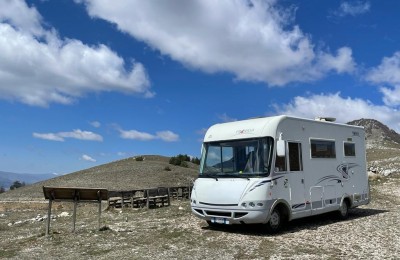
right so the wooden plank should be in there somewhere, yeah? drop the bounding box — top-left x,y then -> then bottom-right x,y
43,187 -> 108,201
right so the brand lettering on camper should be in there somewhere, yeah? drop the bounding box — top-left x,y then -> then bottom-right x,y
235,129 -> 254,135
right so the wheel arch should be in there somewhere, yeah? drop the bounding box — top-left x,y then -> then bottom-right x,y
268,199 -> 291,222
340,194 -> 352,209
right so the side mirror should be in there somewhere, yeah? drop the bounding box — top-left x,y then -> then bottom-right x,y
276,139 -> 286,157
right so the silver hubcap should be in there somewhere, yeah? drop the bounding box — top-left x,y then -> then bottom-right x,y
270,211 -> 280,228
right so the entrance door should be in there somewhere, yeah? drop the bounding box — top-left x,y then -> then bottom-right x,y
288,142 -> 306,212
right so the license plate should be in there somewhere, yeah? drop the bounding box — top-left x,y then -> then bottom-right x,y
211,217 -> 229,224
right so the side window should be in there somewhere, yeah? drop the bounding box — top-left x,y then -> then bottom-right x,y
344,142 -> 356,157
289,142 -> 303,171
310,139 -> 336,158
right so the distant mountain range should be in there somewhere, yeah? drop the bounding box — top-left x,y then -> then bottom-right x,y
0,171 -> 59,190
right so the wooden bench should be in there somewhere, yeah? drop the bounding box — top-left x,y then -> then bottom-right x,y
169,186 -> 192,199
108,188 -> 170,209
149,187 -> 170,208
108,190 -> 145,208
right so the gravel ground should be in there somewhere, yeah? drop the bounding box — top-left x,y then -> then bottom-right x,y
0,175 -> 399,259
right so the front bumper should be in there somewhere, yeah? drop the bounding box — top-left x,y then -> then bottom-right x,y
191,206 -> 269,224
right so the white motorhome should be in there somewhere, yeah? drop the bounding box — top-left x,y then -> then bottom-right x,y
191,115 -> 369,232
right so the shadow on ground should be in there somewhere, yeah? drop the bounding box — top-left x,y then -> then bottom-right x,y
201,207 -> 388,236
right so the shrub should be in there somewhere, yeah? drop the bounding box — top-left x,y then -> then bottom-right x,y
169,154 -> 193,167
191,157 -> 201,165
10,181 -> 25,190
180,161 -> 188,168
164,166 -> 172,171
135,156 -> 144,161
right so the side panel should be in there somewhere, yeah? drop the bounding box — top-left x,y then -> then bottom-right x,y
275,118 -> 369,219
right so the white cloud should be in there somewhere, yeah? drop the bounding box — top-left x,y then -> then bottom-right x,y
82,154 -> 96,162
366,52 -> 400,85
119,129 -> 156,141
335,1 -> 371,17
0,0 -> 152,107
90,121 -> 101,128
0,0 -> 44,36
77,0 -> 355,86
379,87 -> 400,107
318,47 -> 355,74
274,92 -> 400,132
119,129 -> 179,142
366,52 -> 400,106
32,133 -> 64,142
33,129 -> 103,141
156,131 -> 179,142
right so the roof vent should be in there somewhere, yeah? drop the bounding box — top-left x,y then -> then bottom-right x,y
315,117 -> 336,122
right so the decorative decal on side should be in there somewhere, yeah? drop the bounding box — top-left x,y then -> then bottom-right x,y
337,163 -> 359,179
292,203 -> 306,209
316,175 -> 342,185
248,176 -> 284,192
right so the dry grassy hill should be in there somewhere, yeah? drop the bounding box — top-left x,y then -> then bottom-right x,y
0,155 -> 198,201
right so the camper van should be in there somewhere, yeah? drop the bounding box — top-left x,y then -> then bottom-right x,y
190,115 -> 369,232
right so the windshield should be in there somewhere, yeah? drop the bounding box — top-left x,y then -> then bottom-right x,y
199,137 -> 274,177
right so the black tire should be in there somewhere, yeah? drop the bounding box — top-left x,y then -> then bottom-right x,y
266,208 -> 282,234
337,200 -> 349,220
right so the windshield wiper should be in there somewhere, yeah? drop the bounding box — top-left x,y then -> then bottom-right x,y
218,173 -> 251,180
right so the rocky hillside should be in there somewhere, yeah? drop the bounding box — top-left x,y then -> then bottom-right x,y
348,119 -> 400,176
0,155 -> 198,200
348,118 -> 400,146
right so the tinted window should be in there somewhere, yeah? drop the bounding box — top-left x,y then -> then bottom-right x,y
310,139 -> 336,158
289,142 -> 303,171
344,142 -> 356,157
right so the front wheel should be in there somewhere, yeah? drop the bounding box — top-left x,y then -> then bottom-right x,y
266,208 -> 282,233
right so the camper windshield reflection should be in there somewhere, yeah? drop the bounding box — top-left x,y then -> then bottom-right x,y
200,138 -> 274,177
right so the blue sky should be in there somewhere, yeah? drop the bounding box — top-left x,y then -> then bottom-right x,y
1,0 -> 400,174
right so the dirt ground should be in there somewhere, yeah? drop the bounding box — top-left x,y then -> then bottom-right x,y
0,175 -> 399,260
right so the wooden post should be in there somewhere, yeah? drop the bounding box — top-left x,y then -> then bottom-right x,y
146,190 -> 150,209
72,200 -> 77,233
97,190 -> 102,230
46,199 -> 52,236
167,188 -> 171,206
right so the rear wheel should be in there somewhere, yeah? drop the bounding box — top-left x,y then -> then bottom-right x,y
338,200 -> 349,220
266,208 -> 282,233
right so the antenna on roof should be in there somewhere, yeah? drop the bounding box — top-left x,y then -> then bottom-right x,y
315,117 -> 336,122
